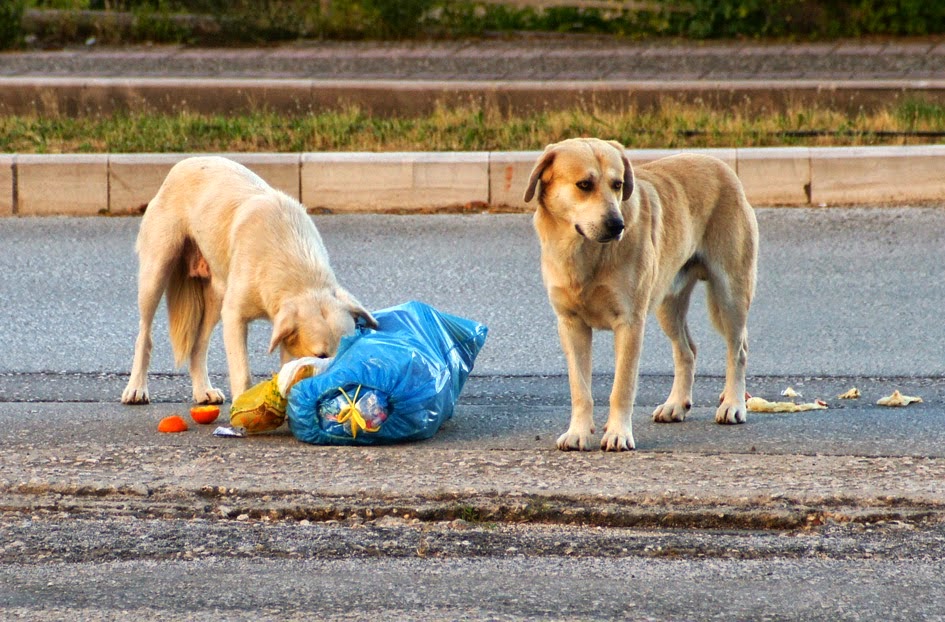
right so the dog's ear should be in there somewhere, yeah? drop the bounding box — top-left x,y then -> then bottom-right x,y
348,301 -> 378,330
336,289 -> 379,330
268,304 -> 297,353
607,140 -> 634,201
523,147 -> 557,203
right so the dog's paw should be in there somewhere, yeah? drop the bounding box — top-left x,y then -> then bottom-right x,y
715,401 -> 747,424
194,387 -> 226,405
600,427 -> 635,452
556,429 -> 595,451
652,399 -> 691,423
121,385 -> 150,405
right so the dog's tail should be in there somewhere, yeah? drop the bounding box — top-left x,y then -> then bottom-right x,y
166,244 -> 206,369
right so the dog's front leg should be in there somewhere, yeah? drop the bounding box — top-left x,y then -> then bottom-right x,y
601,321 -> 642,451
557,315 -> 595,451
221,306 -> 253,400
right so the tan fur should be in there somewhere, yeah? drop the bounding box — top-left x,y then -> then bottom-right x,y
524,138 -> 758,451
121,156 -> 376,405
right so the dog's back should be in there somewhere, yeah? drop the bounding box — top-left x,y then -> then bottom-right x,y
631,154 -> 757,294
635,153 -> 752,230
138,157 -> 270,259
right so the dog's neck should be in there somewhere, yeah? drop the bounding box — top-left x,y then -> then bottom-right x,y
534,191 -> 651,288
534,207 -> 610,286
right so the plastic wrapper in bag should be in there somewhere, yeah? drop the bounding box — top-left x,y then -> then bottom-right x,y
318,386 -> 389,439
229,357 -> 332,434
287,301 -> 488,445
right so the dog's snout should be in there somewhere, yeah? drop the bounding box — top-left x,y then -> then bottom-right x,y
605,216 -> 625,237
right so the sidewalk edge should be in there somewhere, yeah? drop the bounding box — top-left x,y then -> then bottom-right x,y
5,146 -> 945,217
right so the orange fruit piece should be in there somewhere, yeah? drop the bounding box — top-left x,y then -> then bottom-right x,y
157,414 -> 189,433
190,404 -> 221,424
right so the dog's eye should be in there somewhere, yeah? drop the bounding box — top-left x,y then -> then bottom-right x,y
612,180 -> 623,191
576,180 -> 593,191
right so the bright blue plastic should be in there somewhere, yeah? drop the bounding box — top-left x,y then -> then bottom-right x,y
287,301 -> 488,445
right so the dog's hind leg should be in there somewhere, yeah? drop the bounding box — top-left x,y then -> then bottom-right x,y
652,275 -> 699,423
702,188 -> 757,424
122,234 -> 180,404
706,270 -> 752,424
188,283 -> 226,404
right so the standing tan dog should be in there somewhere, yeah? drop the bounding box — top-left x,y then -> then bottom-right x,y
524,138 -> 758,451
122,156 -> 376,406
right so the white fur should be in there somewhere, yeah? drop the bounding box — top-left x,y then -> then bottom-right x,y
121,156 -> 375,405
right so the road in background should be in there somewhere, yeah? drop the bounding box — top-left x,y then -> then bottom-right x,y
2,38 -> 943,81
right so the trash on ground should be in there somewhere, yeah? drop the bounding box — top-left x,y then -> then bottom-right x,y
318,386 -> 388,439
230,376 -> 288,433
747,396 -> 828,413
212,425 -> 247,438
190,404 -> 221,424
157,414 -> 189,433
277,357 -> 333,396
838,387 -> 861,399
780,386 -> 802,398
876,390 -> 922,407
229,356 -> 334,434
288,301 -> 487,445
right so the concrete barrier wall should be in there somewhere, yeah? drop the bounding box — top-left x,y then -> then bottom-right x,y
17,154 -> 108,216
301,152 -> 489,212
809,146 -> 945,205
0,155 -> 13,217
736,147 -> 812,206
2,146 -> 944,216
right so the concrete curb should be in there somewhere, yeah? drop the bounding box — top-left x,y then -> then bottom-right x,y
3,145 -> 945,217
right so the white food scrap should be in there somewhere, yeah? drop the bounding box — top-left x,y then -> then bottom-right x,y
747,396 -> 828,413
837,387 -> 861,399
780,387 -> 802,398
876,390 -> 922,407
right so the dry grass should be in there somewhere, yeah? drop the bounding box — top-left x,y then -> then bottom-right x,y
1,99 -> 944,153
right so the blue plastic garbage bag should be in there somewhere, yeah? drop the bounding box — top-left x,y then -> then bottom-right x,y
287,301 -> 488,445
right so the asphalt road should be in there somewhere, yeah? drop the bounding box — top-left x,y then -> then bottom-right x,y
5,206 -> 945,379
3,207 -> 945,620
3,38 -> 943,81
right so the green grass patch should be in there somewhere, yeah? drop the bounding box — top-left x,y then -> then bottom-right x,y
14,1 -> 945,48
2,99 -> 945,154
456,505 -> 484,523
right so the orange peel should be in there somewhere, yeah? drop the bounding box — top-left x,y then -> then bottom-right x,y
157,414 -> 189,433
190,404 -> 221,424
